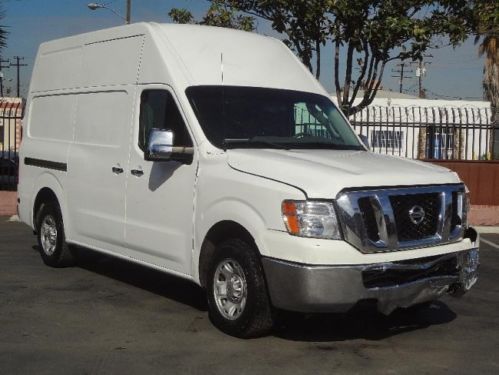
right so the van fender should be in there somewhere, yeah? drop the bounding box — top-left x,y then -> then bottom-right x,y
193,199 -> 268,284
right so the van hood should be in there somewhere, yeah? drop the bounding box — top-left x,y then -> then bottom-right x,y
226,149 -> 460,198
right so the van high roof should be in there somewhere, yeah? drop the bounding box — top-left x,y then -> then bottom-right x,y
31,22 -> 325,95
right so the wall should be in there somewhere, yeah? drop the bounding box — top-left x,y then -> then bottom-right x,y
429,160 -> 499,226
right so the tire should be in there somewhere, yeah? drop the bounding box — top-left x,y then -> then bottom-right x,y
206,238 -> 274,338
36,202 -> 76,268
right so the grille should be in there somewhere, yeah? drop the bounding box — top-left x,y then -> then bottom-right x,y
358,197 -> 380,242
390,193 -> 440,242
336,184 -> 465,253
362,254 -> 458,288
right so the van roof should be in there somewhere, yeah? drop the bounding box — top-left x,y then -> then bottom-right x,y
33,22 -> 325,95
39,22 -> 275,51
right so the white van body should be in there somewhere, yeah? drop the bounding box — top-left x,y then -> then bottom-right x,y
19,23 -> 479,337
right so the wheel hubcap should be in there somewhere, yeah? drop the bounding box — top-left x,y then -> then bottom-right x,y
213,259 -> 247,320
40,215 -> 57,256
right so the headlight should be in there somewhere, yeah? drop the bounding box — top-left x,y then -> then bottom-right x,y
463,190 -> 470,228
281,200 -> 341,239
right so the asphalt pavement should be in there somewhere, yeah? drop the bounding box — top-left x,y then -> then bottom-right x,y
1,218 -> 498,374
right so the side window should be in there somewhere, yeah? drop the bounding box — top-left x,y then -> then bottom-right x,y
138,90 -> 193,151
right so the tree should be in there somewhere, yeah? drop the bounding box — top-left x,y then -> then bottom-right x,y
168,8 -> 195,25
219,1 -> 329,79
478,36 -> 497,112
474,2 -> 498,115
169,0 -> 254,32
0,5 -> 7,50
472,1 -> 499,158
223,0 -> 477,114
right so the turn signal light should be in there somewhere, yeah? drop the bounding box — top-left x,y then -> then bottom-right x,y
281,200 -> 341,239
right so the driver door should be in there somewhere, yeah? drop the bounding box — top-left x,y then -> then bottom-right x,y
125,85 -> 197,275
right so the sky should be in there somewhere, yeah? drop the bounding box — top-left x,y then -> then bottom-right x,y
0,0 -> 486,101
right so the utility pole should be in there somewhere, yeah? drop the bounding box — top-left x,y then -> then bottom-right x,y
391,62 -> 413,93
0,58 -> 10,97
417,59 -> 425,98
87,1 -> 131,24
412,55 -> 432,98
10,56 -> 27,98
126,0 -> 131,24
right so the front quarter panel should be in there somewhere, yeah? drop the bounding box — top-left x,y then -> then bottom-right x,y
193,157 -> 305,283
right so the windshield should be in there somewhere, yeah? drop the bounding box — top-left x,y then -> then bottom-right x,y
185,86 -> 364,150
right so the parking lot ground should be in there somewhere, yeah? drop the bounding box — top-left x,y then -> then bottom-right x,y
1,218 -> 498,375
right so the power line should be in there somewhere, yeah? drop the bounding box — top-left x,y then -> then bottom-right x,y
10,56 -> 27,98
425,89 -> 483,101
410,55 -> 433,98
391,62 -> 414,93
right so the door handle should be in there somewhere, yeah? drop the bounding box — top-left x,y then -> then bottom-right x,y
131,169 -> 144,177
112,166 -> 124,174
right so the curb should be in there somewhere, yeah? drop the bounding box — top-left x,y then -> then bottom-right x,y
475,226 -> 499,234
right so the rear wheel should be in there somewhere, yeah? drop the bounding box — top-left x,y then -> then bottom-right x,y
206,239 -> 274,338
36,202 -> 75,267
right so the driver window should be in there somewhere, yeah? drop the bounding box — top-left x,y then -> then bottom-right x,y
139,90 -> 193,151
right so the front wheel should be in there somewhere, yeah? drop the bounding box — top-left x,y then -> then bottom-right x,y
206,239 -> 274,338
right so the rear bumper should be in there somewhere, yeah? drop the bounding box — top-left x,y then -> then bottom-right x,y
262,231 -> 479,314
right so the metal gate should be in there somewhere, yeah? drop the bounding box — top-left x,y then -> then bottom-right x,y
349,106 -> 494,160
0,99 -> 23,191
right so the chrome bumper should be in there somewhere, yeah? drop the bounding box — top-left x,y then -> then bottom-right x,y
262,241 -> 479,315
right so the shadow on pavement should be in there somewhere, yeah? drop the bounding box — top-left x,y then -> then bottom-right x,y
273,301 -> 456,342
33,245 -> 209,312
32,244 -> 457,342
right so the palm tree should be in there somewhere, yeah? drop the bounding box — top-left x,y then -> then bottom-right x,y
480,37 -> 498,159
0,6 -> 7,50
0,30 -> 6,50
474,1 -> 498,158
0,6 -> 8,98
479,34 -> 498,119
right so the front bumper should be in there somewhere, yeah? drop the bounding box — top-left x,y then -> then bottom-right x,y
262,239 -> 479,315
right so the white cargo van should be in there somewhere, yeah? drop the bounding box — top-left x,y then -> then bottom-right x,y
19,23 -> 479,338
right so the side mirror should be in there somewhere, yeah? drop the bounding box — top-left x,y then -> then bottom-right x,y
145,128 -> 174,161
358,134 -> 370,150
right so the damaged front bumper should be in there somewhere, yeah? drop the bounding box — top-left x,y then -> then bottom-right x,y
262,230 -> 479,315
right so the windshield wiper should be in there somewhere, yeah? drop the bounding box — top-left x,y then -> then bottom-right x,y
222,137 -> 364,151
223,138 -> 291,150
291,142 -> 365,150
